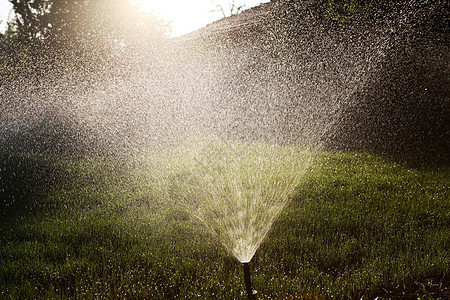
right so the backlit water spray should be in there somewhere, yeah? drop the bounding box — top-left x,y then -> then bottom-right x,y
165,138 -> 314,297
1,0 -> 447,297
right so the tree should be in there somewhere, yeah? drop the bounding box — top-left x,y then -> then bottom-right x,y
1,0 -> 172,154
4,0 -> 169,76
324,0 -> 374,23
8,0 -> 169,41
210,0 -> 248,18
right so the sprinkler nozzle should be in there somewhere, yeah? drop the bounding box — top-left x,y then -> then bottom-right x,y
242,262 -> 256,300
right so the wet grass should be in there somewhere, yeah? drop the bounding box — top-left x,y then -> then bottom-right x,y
0,150 -> 448,299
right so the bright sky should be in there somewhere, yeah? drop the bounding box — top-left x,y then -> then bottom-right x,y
136,0 -> 270,36
0,0 -> 12,33
0,0 -> 270,37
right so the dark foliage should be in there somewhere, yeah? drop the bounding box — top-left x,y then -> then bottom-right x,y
0,153 -> 70,220
183,0 -> 449,166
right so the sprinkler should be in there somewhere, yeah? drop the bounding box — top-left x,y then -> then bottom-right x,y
242,261 -> 256,300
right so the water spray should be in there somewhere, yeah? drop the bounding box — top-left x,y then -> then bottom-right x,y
242,261 -> 256,300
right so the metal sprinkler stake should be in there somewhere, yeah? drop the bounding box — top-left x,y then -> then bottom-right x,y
242,262 -> 256,300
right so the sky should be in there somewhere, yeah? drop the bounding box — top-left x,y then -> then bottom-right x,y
0,0 -> 12,33
0,0 -> 270,37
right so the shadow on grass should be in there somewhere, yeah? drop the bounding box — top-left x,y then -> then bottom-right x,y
0,152 -> 70,220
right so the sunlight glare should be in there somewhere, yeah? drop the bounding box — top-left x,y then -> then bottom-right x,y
134,0 -> 217,37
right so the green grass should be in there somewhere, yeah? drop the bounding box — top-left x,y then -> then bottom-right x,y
0,148 -> 448,299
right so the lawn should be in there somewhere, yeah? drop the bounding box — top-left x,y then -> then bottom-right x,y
0,145 -> 448,299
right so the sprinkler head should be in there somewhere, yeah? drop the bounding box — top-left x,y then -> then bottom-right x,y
242,261 -> 257,300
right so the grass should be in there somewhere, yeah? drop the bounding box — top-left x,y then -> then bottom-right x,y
0,147 -> 448,299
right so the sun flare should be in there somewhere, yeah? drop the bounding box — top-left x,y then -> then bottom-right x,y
133,0 -> 217,37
